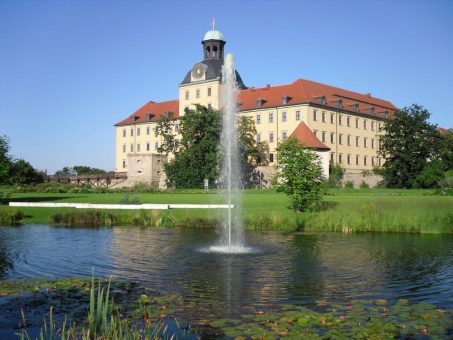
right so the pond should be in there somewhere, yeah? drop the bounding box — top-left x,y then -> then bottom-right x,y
0,225 -> 452,335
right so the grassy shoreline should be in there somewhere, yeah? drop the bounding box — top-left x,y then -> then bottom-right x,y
0,188 -> 452,233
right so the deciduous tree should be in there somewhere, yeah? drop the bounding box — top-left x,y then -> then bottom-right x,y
379,104 -> 443,188
276,138 -> 325,212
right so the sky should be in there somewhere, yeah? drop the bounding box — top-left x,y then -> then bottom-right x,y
1,0 -> 452,174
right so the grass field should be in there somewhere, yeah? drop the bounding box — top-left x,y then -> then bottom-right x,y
1,188 -> 452,233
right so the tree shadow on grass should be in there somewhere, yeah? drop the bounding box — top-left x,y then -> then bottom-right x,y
5,196 -> 82,203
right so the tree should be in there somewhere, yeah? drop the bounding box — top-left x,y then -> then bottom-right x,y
54,166 -> 107,176
378,104 -> 443,188
8,159 -> 44,185
156,105 -> 221,188
0,136 -> 11,184
155,105 -> 263,188
276,138 -> 325,212
440,129 -> 453,171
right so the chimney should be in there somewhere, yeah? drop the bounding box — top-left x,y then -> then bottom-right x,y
266,84 -> 270,89
364,93 -> 371,97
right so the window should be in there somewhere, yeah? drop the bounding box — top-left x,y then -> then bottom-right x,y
347,154 -> 351,165
130,128 -> 134,137
130,144 -> 134,152
137,143 -> 141,152
372,157 -> 375,166
269,112 -> 274,123
356,136 -> 360,147
364,120 -> 367,130
282,131 -> 288,141
313,129 -> 318,137
295,111 -> 301,121
339,154 -> 343,164
122,160 -> 126,168
185,91 -> 189,100
282,96 -> 288,105
339,134 -> 343,145
256,99 -> 264,107
339,115 -> 342,126
154,142 -> 158,151
146,127 -> 150,135
137,128 -> 140,136
322,111 -> 326,122
269,153 -> 274,163
330,113 -> 334,124
347,116 -> 351,127
208,103 -> 212,109
257,133 -> 261,143
371,121 -> 375,131
371,138 -> 375,149
364,156 -> 367,166
356,155 -> 359,165
269,132 -> 274,143
282,111 -> 287,122
347,135 -> 351,146
313,110 -> 317,121
330,152 -> 335,163
256,114 -> 261,124
122,129 -> 126,137
146,142 -> 150,151
378,157 -> 382,166
207,87 -> 212,97
123,144 -> 126,153
322,131 -> 326,143
356,118 -> 359,129
330,132 -> 335,144
196,89 -> 200,99
364,138 -> 368,148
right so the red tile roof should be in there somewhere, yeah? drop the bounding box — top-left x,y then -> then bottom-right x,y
289,121 -> 330,150
115,100 -> 179,126
238,78 -> 396,118
438,127 -> 448,135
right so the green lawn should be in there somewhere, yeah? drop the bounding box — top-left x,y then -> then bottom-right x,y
1,188 -> 452,233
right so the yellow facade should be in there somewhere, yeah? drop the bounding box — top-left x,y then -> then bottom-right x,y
115,26 -> 392,175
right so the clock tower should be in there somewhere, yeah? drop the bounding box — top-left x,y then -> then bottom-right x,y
179,20 -> 246,115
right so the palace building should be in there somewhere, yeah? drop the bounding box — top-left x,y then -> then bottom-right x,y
115,24 -> 397,188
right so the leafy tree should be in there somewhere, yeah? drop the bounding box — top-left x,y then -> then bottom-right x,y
0,136 -> 11,184
156,105 -> 221,188
237,116 -> 269,187
440,129 -> 453,170
55,166 -> 107,176
8,159 -> 44,185
155,105 -> 263,188
379,104 -> 443,188
275,138 -> 325,212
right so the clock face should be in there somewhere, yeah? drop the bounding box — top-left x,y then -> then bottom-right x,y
191,63 -> 205,80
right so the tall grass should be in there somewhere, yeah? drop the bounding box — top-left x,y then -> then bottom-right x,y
19,277 -> 178,340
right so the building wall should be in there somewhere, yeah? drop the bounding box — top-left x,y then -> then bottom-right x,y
178,79 -> 221,115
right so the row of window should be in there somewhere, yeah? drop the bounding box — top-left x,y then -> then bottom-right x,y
123,124 -> 179,137
313,110 -> 379,131
330,153 -> 381,167
123,142 -> 159,153
313,131 -> 377,148
185,87 -> 212,100
256,111 -> 301,124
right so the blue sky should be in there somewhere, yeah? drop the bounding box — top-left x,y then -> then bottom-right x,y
1,0 -> 452,173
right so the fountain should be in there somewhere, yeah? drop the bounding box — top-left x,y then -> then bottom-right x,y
206,53 -> 253,254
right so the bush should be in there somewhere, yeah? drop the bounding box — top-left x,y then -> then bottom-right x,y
0,209 -> 24,225
343,181 -> 354,189
359,181 -> 370,189
328,164 -> 344,188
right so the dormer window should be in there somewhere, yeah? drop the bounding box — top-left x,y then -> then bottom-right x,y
314,96 -> 326,105
146,113 -> 154,121
384,111 -> 389,119
165,111 -> 172,119
349,103 -> 359,113
130,115 -> 138,123
281,96 -> 291,105
256,98 -> 265,108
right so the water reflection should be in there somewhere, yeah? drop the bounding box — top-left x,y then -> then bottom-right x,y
0,225 -> 452,322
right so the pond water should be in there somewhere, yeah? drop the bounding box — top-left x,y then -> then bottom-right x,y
1,225 -> 452,323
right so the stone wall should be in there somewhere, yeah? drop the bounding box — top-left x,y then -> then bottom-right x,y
342,169 -> 383,188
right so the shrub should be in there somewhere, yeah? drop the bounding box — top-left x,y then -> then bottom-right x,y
343,181 -> 354,189
328,164 -> 344,188
359,181 -> 370,189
